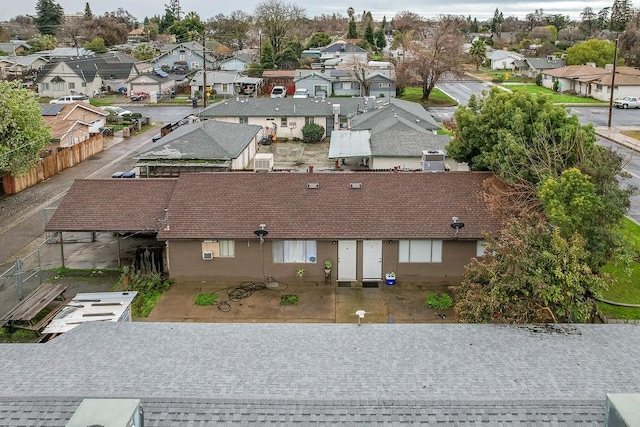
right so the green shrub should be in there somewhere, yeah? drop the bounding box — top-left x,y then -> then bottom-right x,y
535,73 -> 542,86
280,294 -> 299,305
124,271 -> 173,317
301,123 -> 325,143
195,292 -> 218,306
426,293 -> 453,310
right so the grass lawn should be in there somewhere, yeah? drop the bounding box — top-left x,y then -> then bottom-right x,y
597,217 -> 640,320
469,68 -> 533,83
621,130 -> 640,140
509,84 -> 602,104
400,87 -> 457,107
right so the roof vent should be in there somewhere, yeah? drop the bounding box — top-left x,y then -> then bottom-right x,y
307,183 -> 319,189
350,183 -> 362,189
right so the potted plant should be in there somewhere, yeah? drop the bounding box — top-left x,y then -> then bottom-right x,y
295,267 -> 306,284
323,258 -> 333,275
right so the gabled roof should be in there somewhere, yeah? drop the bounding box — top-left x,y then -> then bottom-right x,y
590,73 -> 640,87
46,172 -> 500,239
323,40 -> 367,54
35,56 -> 138,83
160,41 -> 205,53
127,73 -> 173,83
158,172 -> 499,240
0,41 -> 31,52
0,322 -> 638,424
135,120 -> 262,161
46,179 -> 177,232
199,97 -> 370,118
36,47 -> 95,57
190,70 -> 241,86
294,69 -> 334,83
262,70 -> 296,78
218,54 -> 251,65
525,57 -> 565,70
42,102 -> 107,139
352,98 -> 440,132
542,65 -> 608,79
370,130 -> 450,157
487,50 -> 524,61
5,54 -> 47,66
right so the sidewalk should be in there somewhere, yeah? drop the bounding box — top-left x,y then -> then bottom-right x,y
595,126 -> 640,152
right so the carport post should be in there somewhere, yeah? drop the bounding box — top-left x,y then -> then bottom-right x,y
59,232 -> 65,268
117,234 -> 122,268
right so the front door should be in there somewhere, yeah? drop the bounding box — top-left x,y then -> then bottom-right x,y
362,240 -> 382,280
338,240 -> 357,281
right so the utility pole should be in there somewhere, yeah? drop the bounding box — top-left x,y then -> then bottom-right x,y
608,38 -> 619,128
202,33 -> 208,108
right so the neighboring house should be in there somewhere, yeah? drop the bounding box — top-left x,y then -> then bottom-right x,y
330,98 -> 454,170
41,102 -> 108,147
149,41 -> 215,71
135,120 -> 263,176
0,54 -> 47,79
198,97 -> 377,139
1,322 -> 640,424
128,27 -> 145,44
0,41 -> 31,56
486,50 -> 524,70
127,70 -> 176,97
294,69 -> 396,98
46,172 -> 501,283
189,70 -> 262,98
585,67 -> 640,101
261,70 -> 295,95
217,54 -> 251,72
35,47 -> 96,58
513,55 -> 565,78
35,55 -> 139,98
320,39 -> 368,65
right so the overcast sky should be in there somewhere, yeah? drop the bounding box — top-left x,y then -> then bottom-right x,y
8,0 -> 613,22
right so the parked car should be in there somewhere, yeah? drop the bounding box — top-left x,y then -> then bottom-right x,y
270,86 -> 287,98
293,88 -> 309,99
102,106 -> 132,116
130,92 -> 149,101
49,95 -> 89,104
614,96 -> 640,109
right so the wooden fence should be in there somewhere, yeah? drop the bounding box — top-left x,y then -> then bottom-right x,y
2,134 -> 104,195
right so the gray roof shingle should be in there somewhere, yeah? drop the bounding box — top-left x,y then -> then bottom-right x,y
0,322 -> 638,425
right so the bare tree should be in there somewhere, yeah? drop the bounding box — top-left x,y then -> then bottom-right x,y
404,15 -> 466,100
254,0 -> 305,54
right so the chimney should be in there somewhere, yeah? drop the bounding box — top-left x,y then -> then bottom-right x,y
308,165 -> 314,173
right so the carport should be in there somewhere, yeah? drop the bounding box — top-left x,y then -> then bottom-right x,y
328,129 -> 372,169
45,179 -> 176,270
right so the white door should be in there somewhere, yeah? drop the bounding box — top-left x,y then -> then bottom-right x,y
362,240 -> 382,280
338,240 -> 357,281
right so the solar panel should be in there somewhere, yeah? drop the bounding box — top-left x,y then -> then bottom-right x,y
41,104 -> 65,116
155,68 -> 169,78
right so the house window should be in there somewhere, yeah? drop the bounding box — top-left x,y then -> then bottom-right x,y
52,82 -> 64,91
81,82 -> 86,87
476,240 -> 487,257
191,61 -> 199,69
342,82 -> 352,90
43,83 -> 50,90
201,240 -> 235,258
305,117 -> 314,125
281,117 -> 288,127
222,83 -> 229,92
239,117 -> 248,124
379,83 -> 391,88
272,240 -> 317,263
68,82 -> 75,90
399,240 -> 442,263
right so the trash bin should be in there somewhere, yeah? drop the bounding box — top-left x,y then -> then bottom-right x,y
385,273 -> 396,285
191,98 -> 198,108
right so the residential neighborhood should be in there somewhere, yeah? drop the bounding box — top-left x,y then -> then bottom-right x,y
2,0 -> 640,424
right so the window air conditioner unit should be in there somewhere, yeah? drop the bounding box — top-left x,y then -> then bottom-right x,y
202,251 -> 213,260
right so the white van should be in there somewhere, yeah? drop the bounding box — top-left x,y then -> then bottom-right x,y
270,86 -> 287,98
292,88 -> 309,99
50,95 -> 90,104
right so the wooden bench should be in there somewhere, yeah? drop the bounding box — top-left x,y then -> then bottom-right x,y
0,282 -> 68,331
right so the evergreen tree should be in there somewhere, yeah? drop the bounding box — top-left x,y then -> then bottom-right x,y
83,2 -> 93,20
375,28 -> 386,51
364,21 -> 374,45
347,19 -> 358,38
260,39 -> 275,69
610,0 -> 632,32
35,0 -> 64,36
165,0 -> 182,21
381,15 -> 388,35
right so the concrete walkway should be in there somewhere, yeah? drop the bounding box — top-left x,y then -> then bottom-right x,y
595,125 -> 640,152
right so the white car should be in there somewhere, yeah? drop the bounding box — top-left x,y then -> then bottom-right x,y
103,106 -> 133,116
613,96 -> 640,109
270,86 -> 287,98
292,88 -> 309,99
49,95 -> 90,104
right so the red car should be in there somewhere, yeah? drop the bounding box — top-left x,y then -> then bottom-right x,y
130,92 -> 149,101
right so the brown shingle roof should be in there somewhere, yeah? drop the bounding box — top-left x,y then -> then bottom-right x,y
158,172 -> 500,240
543,65 -> 607,78
46,179 -> 177,232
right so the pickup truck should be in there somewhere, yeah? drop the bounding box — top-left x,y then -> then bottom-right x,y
613,96 -> 640,109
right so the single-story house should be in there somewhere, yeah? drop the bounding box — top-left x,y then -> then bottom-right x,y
198,97 -> 378,140
1,322 -> 640,424
320,39 -> 368,65
36,55 -> 139,98
189,70 -> 262,98
127,70 -> 176,98
135,120 -> 263,176
45,172 -> 501,283
41,102 -> 108,147
294,69 -> 396,98
587,69 -> 640,101
513,55 -> 565,78
217,54 -> 251,72
539,65 -> 640,100
0,41 -> 31,56
0,54 -> 47,78
486,50 -> 524,70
